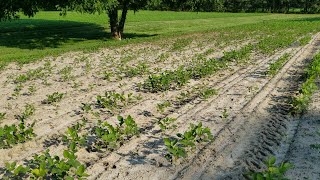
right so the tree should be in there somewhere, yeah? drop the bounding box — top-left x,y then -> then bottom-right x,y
0,0 -> 148,40
64,0 -> 148,39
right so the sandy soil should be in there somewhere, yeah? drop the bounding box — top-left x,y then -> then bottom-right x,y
284,85 -> 320,179
0,31 -> 319,180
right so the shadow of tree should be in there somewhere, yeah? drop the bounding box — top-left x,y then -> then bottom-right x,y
0,19 -> 156,50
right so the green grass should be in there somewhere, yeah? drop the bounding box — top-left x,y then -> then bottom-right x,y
1,11 -> 320,66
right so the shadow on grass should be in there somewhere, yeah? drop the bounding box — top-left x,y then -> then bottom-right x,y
0,19 -> 156,50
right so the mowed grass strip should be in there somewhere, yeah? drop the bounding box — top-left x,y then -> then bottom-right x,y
1,11 -> 320,66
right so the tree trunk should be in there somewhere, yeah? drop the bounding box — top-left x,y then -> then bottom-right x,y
107,0 -> 130,40
108,9 -> 121,40
119,0 -> 130,36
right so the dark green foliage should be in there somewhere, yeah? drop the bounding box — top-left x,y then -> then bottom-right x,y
45,92 -> 64,104
158,117 -> 177,130
0,104 -> 36,149
291,53 -> 320,114
246,157 -> 293,180
62,121 -> 87,147
0,0 -> 148,39
164,122 -> 213,162
96,91 -> 134,111
94,115 -> 139,150
147,0 -> 320,13
3,144 -> 88,179
0,120 -> 35,149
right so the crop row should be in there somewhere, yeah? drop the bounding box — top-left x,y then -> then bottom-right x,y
291,53 -> 320,114
141,44 -> 253,92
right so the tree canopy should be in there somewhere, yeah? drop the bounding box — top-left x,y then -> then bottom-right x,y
1,0 -> 320,40
147,0 -> 320,13
0,0 -> 147,39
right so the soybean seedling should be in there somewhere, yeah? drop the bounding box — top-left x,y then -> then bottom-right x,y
156,101 -> 171,113
81,103 -> 92,113
164,122 -> 213,162
12,84 -> 23,97
27,85 -> 37,95
94,115 -> 139,150
44,92 -> 64,104
59,66 -> 73,82
158,117 -> 177,131
221,108 -> 229,119
0,112 -> 6,121
3,145 -> 88,179
200,88 -> 217,100
246,156 -> 293,179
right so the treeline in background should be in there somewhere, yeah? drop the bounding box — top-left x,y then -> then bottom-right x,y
145,0 -> 320,13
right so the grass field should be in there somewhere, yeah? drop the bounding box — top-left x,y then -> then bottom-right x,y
1,11 -> 320,66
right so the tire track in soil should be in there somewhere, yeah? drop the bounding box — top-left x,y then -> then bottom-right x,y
172,33 -> 320,180
86,43 -> 304,178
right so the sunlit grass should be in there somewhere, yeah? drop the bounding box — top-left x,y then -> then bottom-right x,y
0,10 -> 320,66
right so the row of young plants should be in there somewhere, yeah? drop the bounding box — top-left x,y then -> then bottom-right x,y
3,143 -> 88,180
291,53 -> 320,114
0,90 -> 65,149
1,89 -> 143,179
62,115 -> 139,152
2,110 -> 140,179
0,104 -> 35,149
142,44 -> 253,92
267,53 -> 290,76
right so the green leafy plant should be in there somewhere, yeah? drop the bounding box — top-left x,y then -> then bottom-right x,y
28,85 -> 37,95
13,66 -> 50,85
298,35 -> 311,46
164,138 -> 187,161
222,44 -> 253,63
0,112 -> 6,121
221,108 -> 229,119
158,117 -> 177,131
121,62 -> 149,78
156,101 -> 171,113
44,92 -> 64,104
3,162 -> 30,179
12,83 -> 23,97
267,53 -> 290,76
62,121 -> 87,147
81,103 -> 92,113
3,144 -> 88,179
96,91 -> 134,111
0,105 -> 36,148
246,157 -> 293,180
59,66 -> 74,82
200,88 -> 217,100
94,115 -> 139,150
164,122 -> 213,162
118,115 -> 139,137
142,45 -> 251,93
102,71 -> 113,81
291,53 -> 320,114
